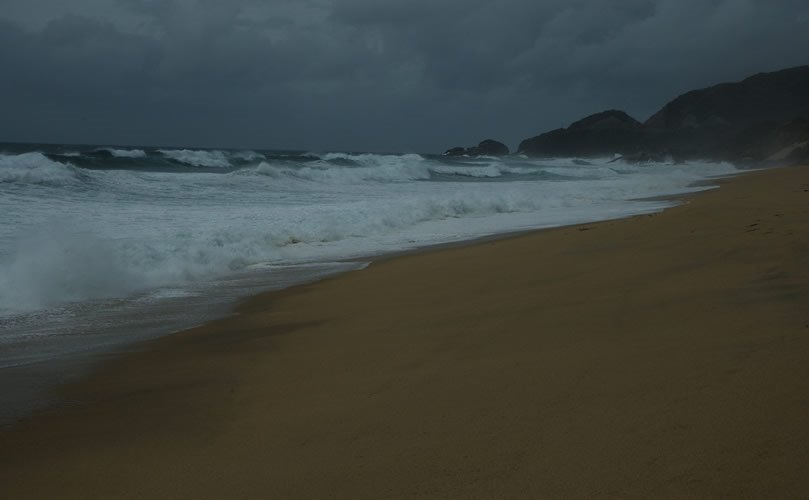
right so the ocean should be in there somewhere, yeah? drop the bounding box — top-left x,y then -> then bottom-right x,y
0,142 -> 739,421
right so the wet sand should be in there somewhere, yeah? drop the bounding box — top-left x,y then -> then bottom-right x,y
2,165 -> 809,497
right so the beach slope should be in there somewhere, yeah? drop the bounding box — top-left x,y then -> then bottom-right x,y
2,165 -> 809,497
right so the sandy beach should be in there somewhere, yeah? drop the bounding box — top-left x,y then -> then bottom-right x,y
2,164 -> 809,497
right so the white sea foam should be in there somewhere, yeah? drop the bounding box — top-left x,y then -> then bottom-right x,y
246,160 -> 432,183
541,165 -> 622,179
0,153 -> 740,315
432,164 -> 538,178
244,153 -> 540,182
0,190 -> 511,311
331,152 -> 428,167
319,152 -> 426,166
102,148 -> 147,158
158,149 -> 231,168
0,153 -> 81,186
232,150 -> 265,162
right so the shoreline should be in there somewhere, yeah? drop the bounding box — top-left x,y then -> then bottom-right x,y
0,260 -> 368,426
2,163 -> 809,496
0,168 -> 706,425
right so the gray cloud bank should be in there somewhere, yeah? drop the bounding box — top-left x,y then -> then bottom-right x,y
1,0 -> 808,152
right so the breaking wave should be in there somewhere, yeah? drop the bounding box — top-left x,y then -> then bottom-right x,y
0,184 -> 570,312
232,150 -> 266,162
158,149 -> 231,168
101,148 -> 147,158
0,144 -> 741,314
0,153 -> 84,186
244,160 -> 432,183
432,164 -> 539,178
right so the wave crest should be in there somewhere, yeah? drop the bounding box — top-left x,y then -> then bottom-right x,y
158,149 -> 231,168
100,148 -> 147,159
244,155 -> 432,183
432,164 -> 538,178
0,153 -> 83,186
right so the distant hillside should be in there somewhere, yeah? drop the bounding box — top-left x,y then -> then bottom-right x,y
518,110 -> 642,158
518,65 -> 809,162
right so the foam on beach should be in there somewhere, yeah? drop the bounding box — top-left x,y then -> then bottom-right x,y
0,145 -> 741,397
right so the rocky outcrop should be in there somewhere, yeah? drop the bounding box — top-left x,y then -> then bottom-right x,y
518,110 -> 642,158
518,65 -> 809,162
444,139 -> 509,157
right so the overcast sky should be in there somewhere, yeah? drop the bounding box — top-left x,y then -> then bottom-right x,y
1,0 -> 808,152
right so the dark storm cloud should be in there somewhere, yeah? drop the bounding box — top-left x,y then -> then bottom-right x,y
1,0 -> 808,151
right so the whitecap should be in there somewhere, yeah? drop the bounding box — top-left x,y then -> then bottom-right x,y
158,149 -> 231,168
0,153 -> 82,186
102,148 -> 147,158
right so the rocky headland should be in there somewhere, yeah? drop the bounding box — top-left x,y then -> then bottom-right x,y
451,66 -> 809,163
